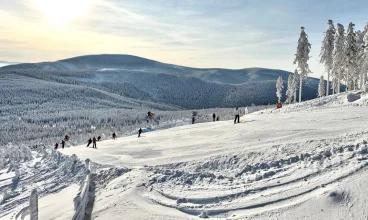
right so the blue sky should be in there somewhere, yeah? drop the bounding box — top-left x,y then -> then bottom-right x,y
1,0 -> 368,77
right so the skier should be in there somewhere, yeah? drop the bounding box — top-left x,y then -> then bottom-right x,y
212,113 -> 216,122
97,136 -> 101,141
216,116 -> 220,121
138,128 -> 142,137
148,111 -> 154,117
87,138 -> 92,147
92,137 -> 97,149
64,135 -> 70,141
147,111 -> 158,125
61,140 -> 65,149
112,133 -> 117,140
234,107 -> 241,124
192,111 -> 198,124
54,143 -> 58,150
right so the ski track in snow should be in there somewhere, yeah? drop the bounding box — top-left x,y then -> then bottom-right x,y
3,91 -> 368,219
59,92 -> 368,219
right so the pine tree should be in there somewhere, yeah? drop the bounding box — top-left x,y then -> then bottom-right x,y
332,23 -> 345,94
285,73 -> 294,103
276,76 -> 283,103
319,20 -> 335,96
318,75 -> 325,98
344,22 -> 358,90
356,30 -> 365,89
358,22 -> 368,89
294,27 -> 311,102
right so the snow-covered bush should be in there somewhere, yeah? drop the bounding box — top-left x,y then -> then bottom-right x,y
0,144 -> 33,169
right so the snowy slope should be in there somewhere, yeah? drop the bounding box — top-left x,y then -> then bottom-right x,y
53,92 -> 368,219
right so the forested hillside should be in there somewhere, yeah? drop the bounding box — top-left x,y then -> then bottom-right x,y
0,54 -> 331,146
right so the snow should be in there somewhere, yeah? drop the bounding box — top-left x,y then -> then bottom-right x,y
3,91 -> 368,219
37,184 -> 79,220
0,149 -> 86,219
57,92 -> 368,219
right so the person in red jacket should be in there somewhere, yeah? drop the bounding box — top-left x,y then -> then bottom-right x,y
92,137 -> 97,149
54,143 -> 58,150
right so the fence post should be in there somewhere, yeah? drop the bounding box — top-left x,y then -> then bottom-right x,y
71,158 -> 92,220
30,189 -> 38,220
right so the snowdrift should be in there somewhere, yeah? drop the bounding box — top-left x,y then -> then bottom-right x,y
4,91 -> 368,219
259,91 -> 368,114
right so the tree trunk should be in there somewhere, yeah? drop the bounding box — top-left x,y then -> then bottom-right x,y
294,90 -> 297,103
362,72 -> 366,90
326,70 -> 330,96
338,73 -> 341,93
299,77 -> 302,103
360,71 -> 364,90
346,72 -> 349,91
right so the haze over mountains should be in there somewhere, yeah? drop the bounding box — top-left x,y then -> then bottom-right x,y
1,54 -> 325,109
0,61 -> 18,67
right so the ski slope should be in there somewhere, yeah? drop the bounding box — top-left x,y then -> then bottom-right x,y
60,92 -> 368,219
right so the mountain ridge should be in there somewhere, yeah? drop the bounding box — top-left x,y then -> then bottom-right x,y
0,54 -> 339,109
0,54 -> 315,84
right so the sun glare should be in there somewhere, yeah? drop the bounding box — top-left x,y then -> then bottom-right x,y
33,0 -> 91,25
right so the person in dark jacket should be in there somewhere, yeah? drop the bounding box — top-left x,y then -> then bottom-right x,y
216,116 -> 220,121
138,128 -> 142,137
212,113 -> 216,122
97,136 -> 101,141
92,137 -> 97,148
61,140 -> 65,149
87,138 -> 92,147
112,133 -> 117,140
55,143 -> 59,150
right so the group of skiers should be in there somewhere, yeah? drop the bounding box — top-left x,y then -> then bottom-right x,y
212,107 -> 242,124
54,135 -> 71,149
53,107 -> 244,151
212,113 -> 220,122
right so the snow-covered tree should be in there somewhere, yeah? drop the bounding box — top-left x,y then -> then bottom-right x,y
344,22 -> 358,90
356,30 -> 365,89
332,23 -> 345,94
318,75 -> 325,98
285,70 -> 298,103
294,27 -> 311,102
319,20 -> 335,96
285,73 -> 294,103
359,22 -> 368,89
276,76 -> 283,103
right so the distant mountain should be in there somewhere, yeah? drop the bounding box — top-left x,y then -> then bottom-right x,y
0,54 -> 339,109
2,54 -> 292,84
0,60 -> 18,67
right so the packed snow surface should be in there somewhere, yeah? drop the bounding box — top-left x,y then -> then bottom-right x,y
3,91 -> 368,219
60,92 -> 368,219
